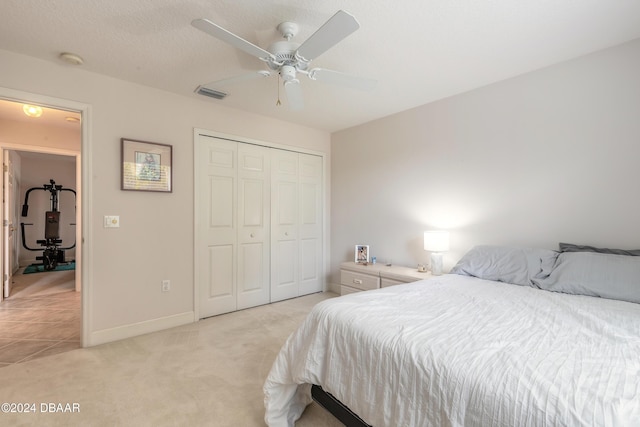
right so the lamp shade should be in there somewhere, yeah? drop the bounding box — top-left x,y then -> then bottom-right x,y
424,231 -> 450,252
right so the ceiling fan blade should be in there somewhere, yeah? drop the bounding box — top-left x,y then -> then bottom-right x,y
308,68 -> 376,91
192,18 -> 274,61
296,10 -> 360,62
284,80 -> 304,110
201,71 -> 271,88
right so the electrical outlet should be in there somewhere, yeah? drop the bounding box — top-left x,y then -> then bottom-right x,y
161,280 -> 170,292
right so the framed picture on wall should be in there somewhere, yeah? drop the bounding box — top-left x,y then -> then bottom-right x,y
355,245 -> 370,264
121,138 -> 172,192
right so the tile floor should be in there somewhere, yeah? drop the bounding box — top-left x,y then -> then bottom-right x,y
0,267 -> 80,367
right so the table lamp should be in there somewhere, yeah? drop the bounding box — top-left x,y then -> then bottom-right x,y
424,231 -> 450,276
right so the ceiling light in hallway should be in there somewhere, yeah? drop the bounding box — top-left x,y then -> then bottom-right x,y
22,104 -> 42,117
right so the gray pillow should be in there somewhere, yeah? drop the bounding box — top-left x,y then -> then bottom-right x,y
538,252 -> 640,304
450,245 -> 558,287
559,242 -> 640,256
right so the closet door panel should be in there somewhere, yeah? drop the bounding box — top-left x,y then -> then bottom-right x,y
208,245 -> 234,298
238,242 -> 264,291
237,144 -> 270,310
241,180 -> 263,226
300,237 -> 319,280
298,154 -> 323,295
271,150 -> 299,302
276,182 -> 297,226
275,239 -> 296,284
199,139 -> 237,317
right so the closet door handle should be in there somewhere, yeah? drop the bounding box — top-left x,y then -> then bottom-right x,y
250,233 -> 254,238
285,232 -> 289,236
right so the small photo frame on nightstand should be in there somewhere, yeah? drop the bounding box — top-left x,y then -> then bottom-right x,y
355,245 -> 370,264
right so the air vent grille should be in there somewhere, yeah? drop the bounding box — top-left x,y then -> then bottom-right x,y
195,86 -> 228,100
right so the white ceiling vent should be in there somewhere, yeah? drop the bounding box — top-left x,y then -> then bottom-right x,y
195,85 -> 228,100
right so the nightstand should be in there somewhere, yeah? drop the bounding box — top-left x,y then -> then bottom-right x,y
339,262 -> 431,295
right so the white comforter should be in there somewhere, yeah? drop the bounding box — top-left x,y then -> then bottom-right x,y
263,274 -> 640,427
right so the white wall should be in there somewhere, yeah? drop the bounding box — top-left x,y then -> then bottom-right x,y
0,49 -> 330,345
331,38 -> 640,286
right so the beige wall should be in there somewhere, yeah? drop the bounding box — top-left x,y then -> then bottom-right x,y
331,38 -> 640,286
0,118 -> 81,151
0,49 -> 330,345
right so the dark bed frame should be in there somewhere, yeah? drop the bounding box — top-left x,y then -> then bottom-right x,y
311,384 -> 371,427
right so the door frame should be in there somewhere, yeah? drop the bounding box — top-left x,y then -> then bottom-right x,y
2,150 -> 17,300
193,128 -> 329,321
0,86 -> 92,347
2,145 -> 79,289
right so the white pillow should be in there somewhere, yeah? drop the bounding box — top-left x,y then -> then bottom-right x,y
537,252 -> 640,304
450,245 -> 558,287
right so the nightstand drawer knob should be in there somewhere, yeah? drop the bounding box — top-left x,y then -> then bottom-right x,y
353,279 -> 363,285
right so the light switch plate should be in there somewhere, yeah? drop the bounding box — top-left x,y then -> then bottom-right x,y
104,215 -> 120,228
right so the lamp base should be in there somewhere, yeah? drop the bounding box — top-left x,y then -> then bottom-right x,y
430,253 -> 444,276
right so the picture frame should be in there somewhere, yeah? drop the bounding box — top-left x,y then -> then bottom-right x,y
355,245 -> 370,264
121,138 -> 172,192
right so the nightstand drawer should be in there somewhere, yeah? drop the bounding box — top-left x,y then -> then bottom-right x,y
340,270 -> 380,291
381,273 -> 427,288
340,285 -> 361,296
381,277 -> 408,288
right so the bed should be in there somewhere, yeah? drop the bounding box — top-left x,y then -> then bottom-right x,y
263,245 -> 640,427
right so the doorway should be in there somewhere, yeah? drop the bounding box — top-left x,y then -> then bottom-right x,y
0,92 -> 86,363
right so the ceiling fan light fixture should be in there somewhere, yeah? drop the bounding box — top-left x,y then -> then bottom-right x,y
23,104 -> 43,118
280,65 -> 297,82
195,85 -> 228,100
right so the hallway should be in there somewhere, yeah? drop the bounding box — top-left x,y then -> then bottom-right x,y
0,268 -> 80,367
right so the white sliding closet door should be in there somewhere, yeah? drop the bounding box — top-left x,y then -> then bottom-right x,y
196,132 -> 323,316
197,138 -> 271,317
271,150 -> 322,302
236,143 -> 271,310
198,138 -> 237,317
298,154 -> 323,295
270,150 -> 299,302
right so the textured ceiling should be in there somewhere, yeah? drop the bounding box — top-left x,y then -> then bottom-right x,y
1,0 -> 640,132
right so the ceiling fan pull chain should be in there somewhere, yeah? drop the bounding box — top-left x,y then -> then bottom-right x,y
276,75 -> 282,107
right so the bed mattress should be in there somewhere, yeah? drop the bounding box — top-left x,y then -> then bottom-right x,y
264,274 -> 640,427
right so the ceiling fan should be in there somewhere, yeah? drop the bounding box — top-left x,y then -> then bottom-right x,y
191,10 -> 376,110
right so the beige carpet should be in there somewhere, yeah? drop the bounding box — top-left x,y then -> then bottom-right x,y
0,292 -> 344,426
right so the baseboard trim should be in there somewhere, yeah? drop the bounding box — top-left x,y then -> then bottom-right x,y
87,311 -> 195,347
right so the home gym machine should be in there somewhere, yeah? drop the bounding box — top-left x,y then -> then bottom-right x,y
20,179 -> 76,271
